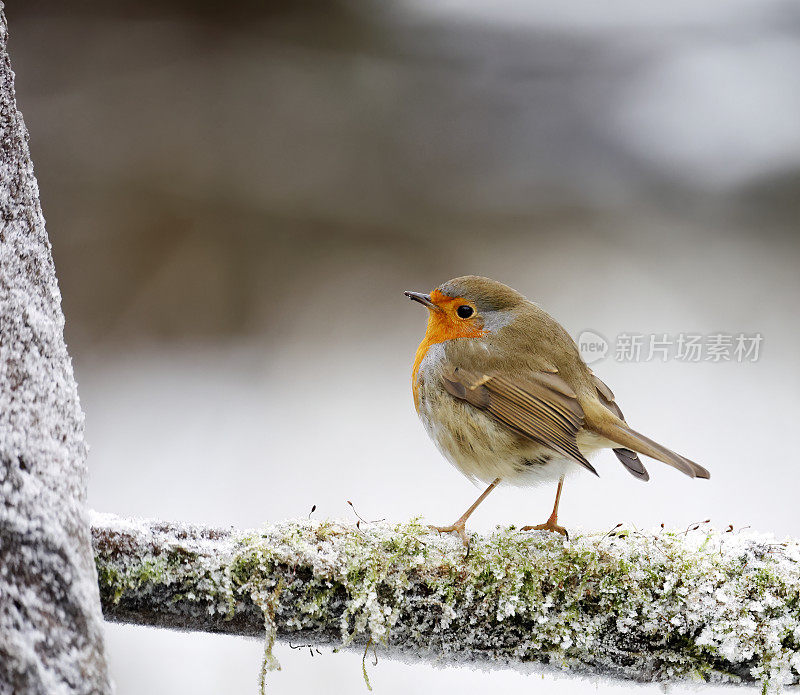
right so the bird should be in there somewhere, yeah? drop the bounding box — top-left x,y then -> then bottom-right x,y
405,275 -> 709,545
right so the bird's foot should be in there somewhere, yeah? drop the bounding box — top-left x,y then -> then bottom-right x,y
521,517 -> 569,540
428,522 -> 470,547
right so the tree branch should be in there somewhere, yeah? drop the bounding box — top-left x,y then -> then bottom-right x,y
91,513 -> 799,688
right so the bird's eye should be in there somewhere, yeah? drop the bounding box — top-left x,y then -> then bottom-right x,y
456,305 -> 474,319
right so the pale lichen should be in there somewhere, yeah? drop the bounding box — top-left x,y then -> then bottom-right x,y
252,581 -> 283,694
91,513 -> 800,690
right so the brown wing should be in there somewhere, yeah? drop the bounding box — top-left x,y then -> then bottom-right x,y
442,365 -> 598,476
592,374 -> 649,481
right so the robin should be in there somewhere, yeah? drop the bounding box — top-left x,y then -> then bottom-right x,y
405,275 -> 709,545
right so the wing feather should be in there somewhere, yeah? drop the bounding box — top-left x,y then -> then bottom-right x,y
442,365 -> 598,475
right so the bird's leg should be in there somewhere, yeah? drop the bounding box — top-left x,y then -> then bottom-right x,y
429,477 -> 500,546
522,476 -> 568,538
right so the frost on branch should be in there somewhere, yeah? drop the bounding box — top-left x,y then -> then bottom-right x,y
0,10 -> 111,694
92,513 -> 800,689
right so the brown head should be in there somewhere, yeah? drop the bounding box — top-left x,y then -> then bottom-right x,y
404,275 -> 526,344
405,276 -> 531,400
405,275 -> 591,395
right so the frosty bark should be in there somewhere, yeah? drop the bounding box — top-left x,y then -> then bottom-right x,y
92,513 -> 800,688
0,9 -> 112,695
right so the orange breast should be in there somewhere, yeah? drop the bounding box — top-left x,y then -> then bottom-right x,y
411,302 -> 485,409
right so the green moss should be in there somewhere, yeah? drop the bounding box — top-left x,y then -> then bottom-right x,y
94,520 -> 800,690
94,555 -> 171,604
95,537 -> 241,620
95,561 -> 124,604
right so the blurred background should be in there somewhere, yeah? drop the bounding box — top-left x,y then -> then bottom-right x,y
7,0 -> 800,692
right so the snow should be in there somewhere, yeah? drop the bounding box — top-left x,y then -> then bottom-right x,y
0,11 -> 110,694
91,511 -> 800,691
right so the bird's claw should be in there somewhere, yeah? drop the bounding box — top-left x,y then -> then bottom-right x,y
427,522 -> 470,547
521,519 -> 569,540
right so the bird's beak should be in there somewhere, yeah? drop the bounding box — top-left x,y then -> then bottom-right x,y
404,290 -> 442,312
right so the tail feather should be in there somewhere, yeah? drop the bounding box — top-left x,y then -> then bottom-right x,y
590,416 -> 709,480
613,447 -> 650,481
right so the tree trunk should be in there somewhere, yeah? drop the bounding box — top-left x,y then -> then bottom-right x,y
0,9 -> 111,695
